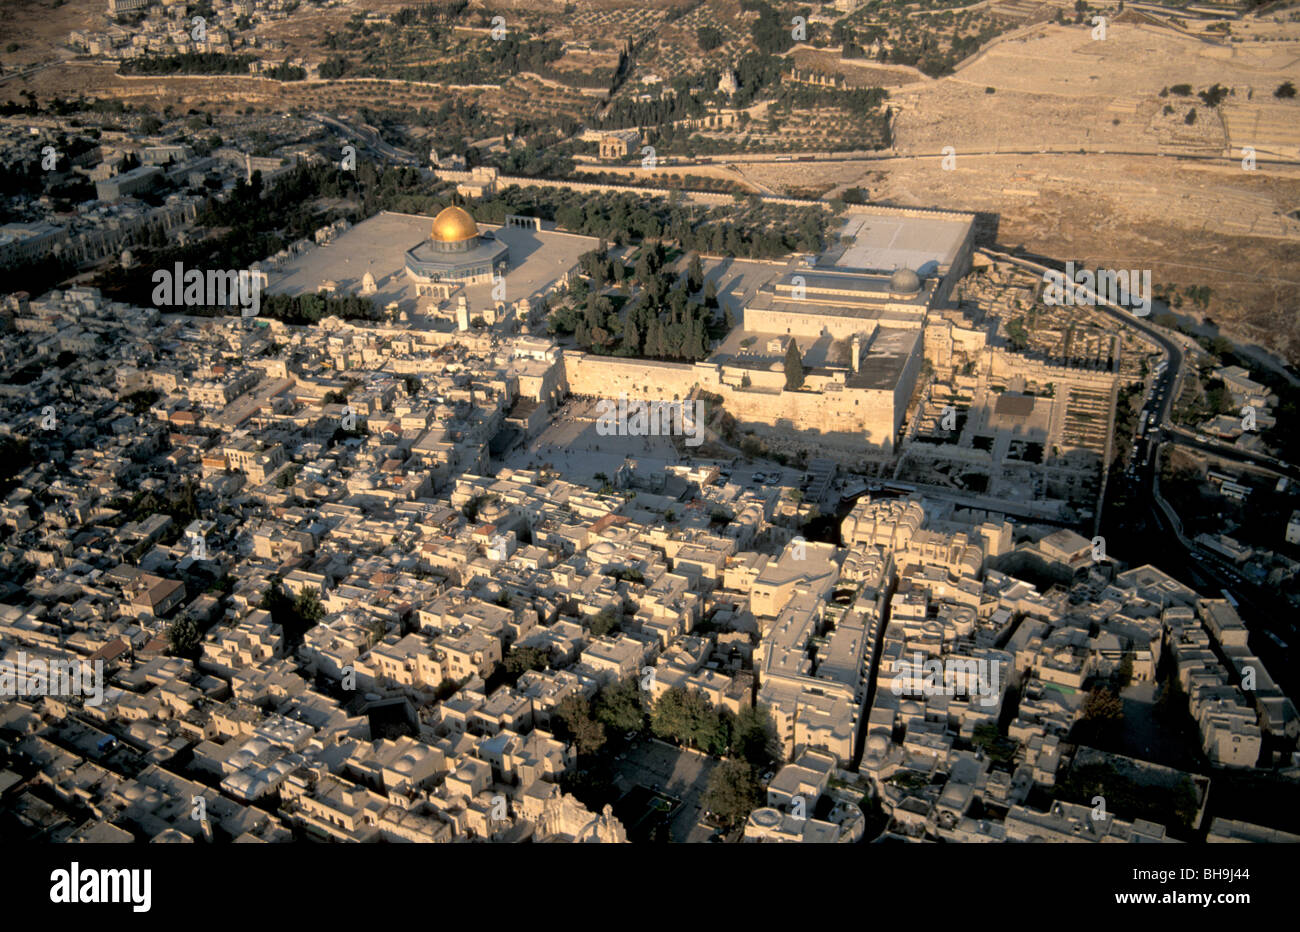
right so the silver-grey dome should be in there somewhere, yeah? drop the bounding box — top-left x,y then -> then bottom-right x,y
889,267 -> 922,295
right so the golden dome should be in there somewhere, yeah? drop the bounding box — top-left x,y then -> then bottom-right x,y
431,205 -> 478,243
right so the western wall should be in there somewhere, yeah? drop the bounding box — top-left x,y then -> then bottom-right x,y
559,348 -> 915,459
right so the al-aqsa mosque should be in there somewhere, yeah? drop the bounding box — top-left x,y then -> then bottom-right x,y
404,205 -> 510,296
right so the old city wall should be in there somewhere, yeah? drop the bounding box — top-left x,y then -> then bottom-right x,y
721,385 -> 898,454
561,351 -> 900,457
986,348 -> 1119,389
434,170 -> 834,210
561,352 -> 705,401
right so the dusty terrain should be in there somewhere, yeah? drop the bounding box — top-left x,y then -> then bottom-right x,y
743,20 -> 1300,364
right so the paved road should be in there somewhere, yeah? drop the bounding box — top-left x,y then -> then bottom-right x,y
309,112 -> 420,165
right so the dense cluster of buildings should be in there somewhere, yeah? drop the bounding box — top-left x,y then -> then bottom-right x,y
70,0 -> 295,63
0,119 -> 297,274
1199,364 -> 1279,448
0,180 -> 1296,844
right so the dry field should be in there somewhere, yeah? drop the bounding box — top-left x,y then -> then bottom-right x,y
934,20 -> 1300,156
2,0 -> 99,67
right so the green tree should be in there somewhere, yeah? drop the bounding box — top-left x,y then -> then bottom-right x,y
651,686 -> 690,743
652,687 -> 730,753
595,676 -> 646,733
1117,651 -> 1135,687
167,617 -> 202,659
588,605 -> 620,637
731,703 -> 778,770
504,644 -> 549,678
702,759 -> 763,829
1198,84 -> 1228,108
972,723 -> 1018,765
1006,317 -> 1030,350
294,588 -> 325,627
260,578 -> 324,646
784,339 -> 805,390
554,694 -> 606,757
1083,686 -> 1123,722
697,25 -> 724,52
1075,684 -> 1125,745
687,252 -> 704,293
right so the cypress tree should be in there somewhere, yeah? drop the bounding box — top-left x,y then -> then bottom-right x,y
785,339 -> 805,390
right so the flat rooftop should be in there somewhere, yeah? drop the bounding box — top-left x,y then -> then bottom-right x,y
824,212 -> 971,275
845,327 -> 921,391
755,541 -> 841,591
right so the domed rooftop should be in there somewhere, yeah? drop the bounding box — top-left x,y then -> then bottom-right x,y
431,205 -> 478,243
151,828 -> 194,844
889,267 -> 922,296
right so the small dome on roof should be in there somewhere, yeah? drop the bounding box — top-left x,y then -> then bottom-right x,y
889,267 -> 922,295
